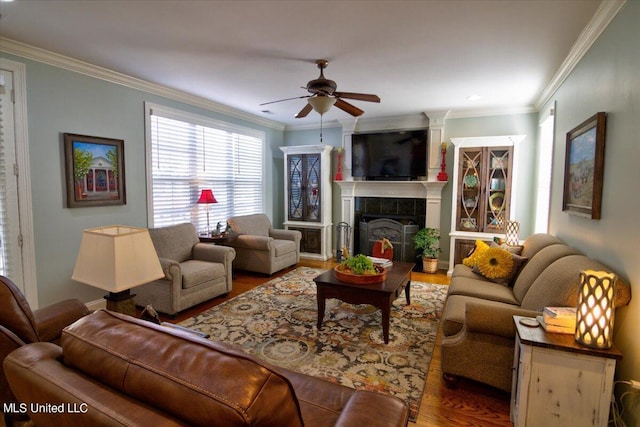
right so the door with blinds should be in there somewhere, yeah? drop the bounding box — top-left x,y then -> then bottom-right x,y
0,68 -> 25,289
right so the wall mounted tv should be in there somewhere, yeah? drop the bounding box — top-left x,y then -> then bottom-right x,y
351,129 -> 428,180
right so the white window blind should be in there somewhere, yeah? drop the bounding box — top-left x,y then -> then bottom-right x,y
0,69 -> 21,282
146,104 -> 264,232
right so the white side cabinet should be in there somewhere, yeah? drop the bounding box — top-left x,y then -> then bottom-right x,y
280,145 -> 333,260
511,316 -> 621,427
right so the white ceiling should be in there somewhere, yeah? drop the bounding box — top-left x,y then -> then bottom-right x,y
0,0 -> 604,127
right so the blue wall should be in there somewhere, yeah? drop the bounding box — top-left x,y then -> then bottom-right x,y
543,3 -> 639,423
2,52 -> 284,306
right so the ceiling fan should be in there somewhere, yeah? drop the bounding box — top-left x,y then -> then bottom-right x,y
260,59 -> 380,118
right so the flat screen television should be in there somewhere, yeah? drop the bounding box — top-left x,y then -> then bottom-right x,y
351,129 -> 428,180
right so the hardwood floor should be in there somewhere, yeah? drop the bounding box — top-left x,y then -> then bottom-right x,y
154,259 -> 513,426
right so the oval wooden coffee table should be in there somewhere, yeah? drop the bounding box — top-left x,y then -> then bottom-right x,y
313,261 -> 415,344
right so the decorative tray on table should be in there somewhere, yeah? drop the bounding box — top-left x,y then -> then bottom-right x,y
334,264 -> 387,284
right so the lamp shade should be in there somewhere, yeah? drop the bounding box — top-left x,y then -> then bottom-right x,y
197,189 -> 217,204
72,225 -> 164,293
308,96 -> 337,115
505,220 -> 520,246
575,270 -> 617,349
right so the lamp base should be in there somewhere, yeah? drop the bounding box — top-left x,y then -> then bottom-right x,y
105,290 -> 136,317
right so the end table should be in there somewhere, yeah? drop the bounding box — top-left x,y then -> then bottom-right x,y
511,315 -> 622,427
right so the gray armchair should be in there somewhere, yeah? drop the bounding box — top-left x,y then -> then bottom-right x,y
226,214 -> 301,275
134,223 -> 235,316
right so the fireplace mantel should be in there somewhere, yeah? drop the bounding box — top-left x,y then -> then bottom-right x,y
337,180 -> 446,201
336,112 -> 448,257
336,180 -> 447,254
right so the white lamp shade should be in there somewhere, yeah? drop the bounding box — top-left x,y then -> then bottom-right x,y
575,269 -> 616,349
505,220 -> 520,246
72,225 -> 164,293
307,96 -> 337,115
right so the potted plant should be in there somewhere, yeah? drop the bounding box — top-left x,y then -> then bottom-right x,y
412,227 -> 441,273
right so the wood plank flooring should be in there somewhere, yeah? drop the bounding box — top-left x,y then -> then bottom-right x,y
154,259 -> 513,426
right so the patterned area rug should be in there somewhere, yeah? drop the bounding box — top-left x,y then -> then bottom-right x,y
179,266 -> 447,421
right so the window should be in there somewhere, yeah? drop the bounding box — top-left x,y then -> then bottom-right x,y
0,59 -> 36,305
534,104 -> 555,233
145,103 -> 265,232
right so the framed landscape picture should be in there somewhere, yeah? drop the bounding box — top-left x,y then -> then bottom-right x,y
562,112 -> 607,219
64,133 -> 126,208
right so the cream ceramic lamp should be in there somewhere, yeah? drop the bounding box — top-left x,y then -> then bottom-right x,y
72,225 -> 164,316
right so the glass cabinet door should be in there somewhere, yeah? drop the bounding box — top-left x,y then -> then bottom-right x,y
303,153 -> 321,221
287,153 -> 322,222
456,146 -> 512,233
483,148 -> 511,232
288,155 -> 304,221
457,148 -> 483,232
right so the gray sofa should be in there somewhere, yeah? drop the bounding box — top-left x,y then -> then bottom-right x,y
441,233 -> 631,391
226,214 -> 301,275
134,223 -> 236,315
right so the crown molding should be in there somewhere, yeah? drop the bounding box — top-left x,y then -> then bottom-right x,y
535,0 -> 627,109
0,37 -> 286,131
284,120 -> 343,132
445,105 -> 538,119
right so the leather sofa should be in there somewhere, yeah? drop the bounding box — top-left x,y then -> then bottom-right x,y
441,233 -> 631,391
226,214 -> 301,275
134,222 -> 236,315
1,275 -> 89,425
4,310 -> 409,427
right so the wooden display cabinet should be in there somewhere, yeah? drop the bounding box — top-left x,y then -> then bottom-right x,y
448,135 -> 524,275
281,145 -> 333,260
456,146 -> 513,233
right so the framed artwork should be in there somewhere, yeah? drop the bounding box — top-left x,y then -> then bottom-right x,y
562,112 -> 607,219
64,133 -> 126,208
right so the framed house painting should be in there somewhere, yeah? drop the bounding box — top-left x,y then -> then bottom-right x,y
64,133 -> 126,208
562,112 -> 607,219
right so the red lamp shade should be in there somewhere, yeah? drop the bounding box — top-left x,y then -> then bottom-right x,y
197,189 -> 217,204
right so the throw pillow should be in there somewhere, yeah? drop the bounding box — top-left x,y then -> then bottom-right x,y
491,241 -> 524,255
473,247 -> 528,286
462,239 -> 490,268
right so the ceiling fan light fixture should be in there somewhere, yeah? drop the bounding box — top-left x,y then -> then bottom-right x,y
308,96 -> 337,115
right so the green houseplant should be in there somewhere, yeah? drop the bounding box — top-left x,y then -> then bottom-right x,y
412,227 -> 441,273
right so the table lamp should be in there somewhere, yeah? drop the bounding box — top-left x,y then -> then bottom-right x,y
505,220 -> 520,246
197,189 -> 218,236
575,269 -> 617,349
72,225 -> 164,316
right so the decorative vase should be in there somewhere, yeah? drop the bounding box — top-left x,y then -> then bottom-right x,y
335,148 -> 344,181
422,257 -> 438,274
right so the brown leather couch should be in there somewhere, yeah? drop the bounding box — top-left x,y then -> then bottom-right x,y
0,275 -> 89,418
4,310 -> 409,426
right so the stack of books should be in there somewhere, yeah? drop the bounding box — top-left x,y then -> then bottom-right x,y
536,306 -> 577,334
367,256 -> 393,268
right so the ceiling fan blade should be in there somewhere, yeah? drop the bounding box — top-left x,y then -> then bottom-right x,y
334,92 -> 381,103
334,98 -> 364,117
295,103 -> 313,118
259,95 -> 310,106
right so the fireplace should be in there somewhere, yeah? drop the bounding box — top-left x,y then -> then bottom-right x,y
335,116 -> 448,264
336,180 -> 446,260
354,197 -> 424,262
359,218 -> 418,262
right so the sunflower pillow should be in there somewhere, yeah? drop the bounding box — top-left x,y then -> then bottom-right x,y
462,239 -> 490,268
472,246 -> 528,286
